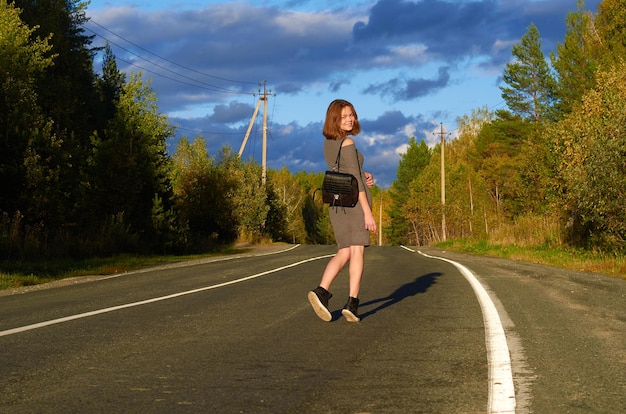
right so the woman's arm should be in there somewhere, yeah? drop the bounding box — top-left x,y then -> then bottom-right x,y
341,139 -> 376,232
359,191 -> 377,232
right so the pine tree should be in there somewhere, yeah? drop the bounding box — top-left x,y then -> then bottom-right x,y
89,73 -> 174,249
0,1 -> 56,215
550,0 -> 598,115
13,0 -> 100,233
500,23 -> 558,124
95,43 -> 126,133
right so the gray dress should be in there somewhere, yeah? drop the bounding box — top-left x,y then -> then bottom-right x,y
324,138 -> 372,248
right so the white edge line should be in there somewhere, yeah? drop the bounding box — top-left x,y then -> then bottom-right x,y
1,252 -> 333,338
99,243 -> 303,281
401,246 -> 516,414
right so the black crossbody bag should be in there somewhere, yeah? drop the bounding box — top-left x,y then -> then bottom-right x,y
321,140 -> 360,207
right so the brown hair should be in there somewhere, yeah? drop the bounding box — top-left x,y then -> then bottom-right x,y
322,99 -> 361,140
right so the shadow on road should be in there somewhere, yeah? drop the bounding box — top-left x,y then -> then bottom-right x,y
357,272 -> 442,320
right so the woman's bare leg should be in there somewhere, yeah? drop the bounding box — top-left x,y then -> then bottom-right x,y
348,245 -> 364,297
319,247 -> 351,290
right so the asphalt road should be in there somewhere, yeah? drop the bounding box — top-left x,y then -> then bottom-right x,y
0,244 -> 624,413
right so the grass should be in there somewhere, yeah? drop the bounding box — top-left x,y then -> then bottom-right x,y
437,239 -> 626,279
0,246 -> 248,290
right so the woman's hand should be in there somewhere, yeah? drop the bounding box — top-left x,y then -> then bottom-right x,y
364,172 -> 374,187
358,191 -> 377,233
364,211 -> 377,233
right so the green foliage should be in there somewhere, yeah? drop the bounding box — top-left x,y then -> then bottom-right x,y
395,106 -> 553,246
594,0 -> 626,67
299,171 -> 327,244
170,139 -> 238,248
228,155 -> 270,242
88,72 -> 174,242
267,167 -> 307,244
15,0 -> 100,223
5,0 -> 626,267
169,141 -> 297,248
15,0 -> 98,138
387,137 -> 431,244
550,1 -> 598,115
472,112 -> 534,218
403,152 -> 441,245
95,42 -> 126,131
1,0 -> 318,261
22,122 -> 67,226
500,23 -> 558,123
388,5 -> 626,254
549,62 -> 626,251
0,1 -> 56,215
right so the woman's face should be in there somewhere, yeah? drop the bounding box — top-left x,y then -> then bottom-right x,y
339,106 -> 355,132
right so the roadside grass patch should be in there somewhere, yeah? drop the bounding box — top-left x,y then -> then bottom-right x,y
437,239 -> 626,279
0,246 -> 246,290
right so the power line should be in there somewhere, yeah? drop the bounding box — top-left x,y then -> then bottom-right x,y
489,100 -> 506,111
84,21 -> 256,94
173,125 -> 244,136
88,19 -> 257,86
113,55 -> 246,94
87,29 -> 250,94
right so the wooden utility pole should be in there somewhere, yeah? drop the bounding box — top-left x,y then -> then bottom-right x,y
379,192 -> 383,246
437,123 -> 448,241
239,81 -> 272,185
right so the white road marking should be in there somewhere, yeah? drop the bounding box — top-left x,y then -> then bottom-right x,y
99,243 -> 303,281
0,253 -> 333,338
401,246 -> 516,414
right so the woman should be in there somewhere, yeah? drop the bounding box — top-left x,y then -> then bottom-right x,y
308,99 -> 376,322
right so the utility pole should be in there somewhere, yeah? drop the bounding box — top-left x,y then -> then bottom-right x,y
434,123 -> 450,242
379,192 -> 383,246
239,81 -> 273,185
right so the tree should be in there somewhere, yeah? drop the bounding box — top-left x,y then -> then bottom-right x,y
267,167 -> 307,244
472,111 -> 533,218
403,150 -> 441,245
550,0 -> 599,115
594,0 -> 626,67
15,0 -> 98,138
549,62 -> 626,251
264,177 -> 289,243
88,72 -> 174,249
500,23 -> 558,124
298,171 -> 326,244
387,137 -> 431,244
447,107 -> 494,238
169,137 -> 240,249
0,1 -> 56,215
231,161 -> 270,243
95,42 -> 126,133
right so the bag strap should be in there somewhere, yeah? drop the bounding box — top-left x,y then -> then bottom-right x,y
333,138 -> 363,178
332,138 -> 344,172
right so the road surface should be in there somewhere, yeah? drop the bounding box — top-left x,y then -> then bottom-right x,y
0,245 -> 624,413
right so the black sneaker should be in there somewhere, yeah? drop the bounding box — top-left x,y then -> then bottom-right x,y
307,286 -> 332,321
341,296 -> 360,322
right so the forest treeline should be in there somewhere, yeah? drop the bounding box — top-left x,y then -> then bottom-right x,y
388,0 -> 626,253
1,0 -> 625,262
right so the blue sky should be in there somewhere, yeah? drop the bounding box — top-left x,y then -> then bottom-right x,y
85,0 -> 601,187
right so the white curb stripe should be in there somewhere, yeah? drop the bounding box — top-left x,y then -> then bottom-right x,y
402,246 -> 516,413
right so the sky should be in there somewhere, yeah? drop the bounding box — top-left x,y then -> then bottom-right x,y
84,0 -> 602,188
